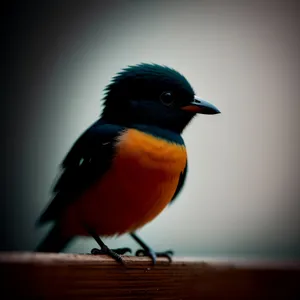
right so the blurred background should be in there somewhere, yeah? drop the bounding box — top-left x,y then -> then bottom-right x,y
2,0 -> 300,258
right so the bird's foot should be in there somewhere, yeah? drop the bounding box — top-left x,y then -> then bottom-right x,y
91,246 -> 131,264
91,246 -> 131,255
135,248 -> 174,265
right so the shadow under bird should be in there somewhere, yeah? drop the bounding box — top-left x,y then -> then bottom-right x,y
36,63 -> 220,264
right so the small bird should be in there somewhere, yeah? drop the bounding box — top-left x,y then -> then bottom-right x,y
35,63 -> 220,264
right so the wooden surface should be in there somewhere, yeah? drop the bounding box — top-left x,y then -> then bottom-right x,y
0,252 -> 299,299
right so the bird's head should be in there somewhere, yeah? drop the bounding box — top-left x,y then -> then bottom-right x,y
101,63 -> 220,133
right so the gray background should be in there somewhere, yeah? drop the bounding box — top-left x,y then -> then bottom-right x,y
2,0 -> 300,258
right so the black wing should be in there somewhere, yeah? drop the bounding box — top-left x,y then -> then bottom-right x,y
170,162 -> 188,204
36,119 -> 125,225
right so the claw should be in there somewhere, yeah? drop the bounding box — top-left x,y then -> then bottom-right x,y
130,232 -> 174,265
156,250 -> 173,263
113,247 -> 132,255
135,248 -> 174,264
91,246 -> 126,265
136,249 -> 157,264
91,247 -> 131,255
91,248 -> 102,255
136,249 -> 146,257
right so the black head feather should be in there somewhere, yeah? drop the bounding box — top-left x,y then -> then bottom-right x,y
101,63 -> 197,133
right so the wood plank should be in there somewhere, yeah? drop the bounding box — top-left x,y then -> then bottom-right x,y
0,252 -> 299,299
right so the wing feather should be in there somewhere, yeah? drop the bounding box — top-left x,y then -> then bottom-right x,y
36,120 -> 125,225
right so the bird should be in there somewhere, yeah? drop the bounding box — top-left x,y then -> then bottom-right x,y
35,63 -> 220,264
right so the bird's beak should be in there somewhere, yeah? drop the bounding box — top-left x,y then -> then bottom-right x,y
181,96 -> 220,114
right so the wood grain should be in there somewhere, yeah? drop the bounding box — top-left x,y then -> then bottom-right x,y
0,252 -> 299,299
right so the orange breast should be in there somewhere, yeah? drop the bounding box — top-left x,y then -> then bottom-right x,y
62,128 -> 187,236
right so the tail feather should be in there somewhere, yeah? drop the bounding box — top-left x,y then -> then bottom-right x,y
35,223 -> 72,253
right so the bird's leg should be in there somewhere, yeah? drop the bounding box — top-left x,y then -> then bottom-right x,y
84,226 -> 131,264
130,232 -> 174,265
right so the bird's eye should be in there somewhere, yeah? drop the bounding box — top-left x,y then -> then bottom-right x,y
160,92 -> 174,106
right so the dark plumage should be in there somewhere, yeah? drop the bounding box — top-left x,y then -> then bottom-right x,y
102,63 -> 196,133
